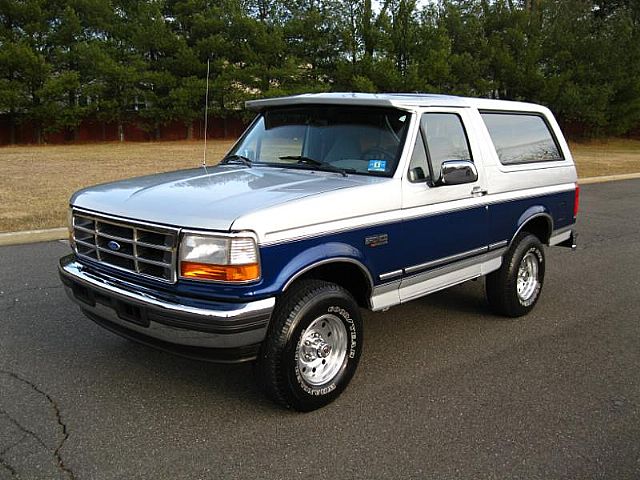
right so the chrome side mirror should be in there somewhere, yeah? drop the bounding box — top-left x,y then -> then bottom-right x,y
436,160 -> 478,186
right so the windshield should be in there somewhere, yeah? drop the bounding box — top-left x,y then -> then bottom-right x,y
228,106 -> 411,177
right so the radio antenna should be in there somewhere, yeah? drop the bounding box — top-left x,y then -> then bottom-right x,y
202,58 -> 210,169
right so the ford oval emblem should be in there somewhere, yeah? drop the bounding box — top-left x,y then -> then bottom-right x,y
107,240 -> 121,252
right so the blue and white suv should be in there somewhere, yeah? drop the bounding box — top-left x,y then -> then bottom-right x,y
59,93 -> 579,411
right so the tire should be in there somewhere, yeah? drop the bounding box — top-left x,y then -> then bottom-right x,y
256,279 -> 363,411
486,233 -> 546,317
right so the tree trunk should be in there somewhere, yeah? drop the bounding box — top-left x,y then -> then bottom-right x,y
363,0 -> 374,58
35,125 -> 42,145
8,111 -> 16,144
118,122 -> 124,142
154,125 -> 161,141
186,122 -> 194,140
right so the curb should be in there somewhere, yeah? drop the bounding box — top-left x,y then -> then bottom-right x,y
578,172 -> 640,185
1,172 -> 639,247
0,227 -> 67,247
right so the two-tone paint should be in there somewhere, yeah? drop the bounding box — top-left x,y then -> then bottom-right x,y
64,93 -> 578,355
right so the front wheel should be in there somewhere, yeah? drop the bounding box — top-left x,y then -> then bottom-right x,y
256,280 -> 363,411
486,233 -> 546,317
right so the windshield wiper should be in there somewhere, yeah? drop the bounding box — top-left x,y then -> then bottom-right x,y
279,155 -> 348,177
221,154 -> 253,167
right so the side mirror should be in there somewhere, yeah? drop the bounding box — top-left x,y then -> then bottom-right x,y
436,160 -> 478,186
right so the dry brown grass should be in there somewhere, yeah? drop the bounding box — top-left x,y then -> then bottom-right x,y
1,138 -> 639,232
569,138 -> 640,178
0,140 -> 234,232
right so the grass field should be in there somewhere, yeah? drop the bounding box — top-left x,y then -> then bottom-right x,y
0,141 -> 234,233
1,138 -> 639,233
569,138 -> 640,178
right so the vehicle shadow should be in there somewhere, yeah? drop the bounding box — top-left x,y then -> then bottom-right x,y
80,279 -> 502,413
356,279 -> 518,380
410,279 -> 492,316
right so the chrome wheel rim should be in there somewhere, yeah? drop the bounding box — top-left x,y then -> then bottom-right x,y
297,314 -> 348,386
517,251 -> 539,302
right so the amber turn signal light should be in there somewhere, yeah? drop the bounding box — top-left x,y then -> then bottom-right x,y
180,262 -> 260,282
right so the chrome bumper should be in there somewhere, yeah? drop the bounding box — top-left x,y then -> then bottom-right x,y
58,255 -> 275,362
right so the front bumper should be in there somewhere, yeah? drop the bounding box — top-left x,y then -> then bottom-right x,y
58,255 -> 275,363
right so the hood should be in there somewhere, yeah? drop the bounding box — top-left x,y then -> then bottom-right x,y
70,165 -> 377,231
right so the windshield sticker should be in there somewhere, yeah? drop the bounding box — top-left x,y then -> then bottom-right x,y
368,160 -> 387,172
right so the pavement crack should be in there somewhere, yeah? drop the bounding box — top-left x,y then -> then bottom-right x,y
0,409 -> 49,451
0,433 -> 27,477
0,369 -> 75,480
0,434 -> 28,457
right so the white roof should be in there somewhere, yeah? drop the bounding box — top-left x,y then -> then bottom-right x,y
245,92 -> 546,113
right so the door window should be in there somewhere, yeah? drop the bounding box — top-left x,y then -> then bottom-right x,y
422,113 -> 472,181
408,131 -> 429,183
409,113 -> 473,183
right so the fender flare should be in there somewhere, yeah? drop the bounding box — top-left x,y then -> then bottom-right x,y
509,207 -> 553,247
276,242 -> 374,293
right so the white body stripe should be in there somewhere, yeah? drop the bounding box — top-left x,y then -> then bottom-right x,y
253,182 -> 575,246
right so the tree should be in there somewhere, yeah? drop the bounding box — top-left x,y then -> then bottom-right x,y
0,42 -> 42,143
0,0 -> 52,143
2,0 -> 640,141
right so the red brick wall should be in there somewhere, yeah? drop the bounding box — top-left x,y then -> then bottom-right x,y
0,115 -> 247,145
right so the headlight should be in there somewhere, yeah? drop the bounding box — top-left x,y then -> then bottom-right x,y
179,233 -> 260,282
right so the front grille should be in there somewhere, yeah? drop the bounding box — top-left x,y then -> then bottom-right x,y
71,210 -> 178,283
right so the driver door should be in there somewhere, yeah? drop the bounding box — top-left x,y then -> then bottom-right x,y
399,109 -> 489,302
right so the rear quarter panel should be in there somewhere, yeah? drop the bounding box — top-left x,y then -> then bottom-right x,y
468,106 -> 578,244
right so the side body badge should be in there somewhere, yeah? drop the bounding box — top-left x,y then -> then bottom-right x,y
365,234 -> 388,248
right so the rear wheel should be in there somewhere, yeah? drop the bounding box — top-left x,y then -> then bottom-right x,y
256,279 -> 363,411
486,233 -> 545,317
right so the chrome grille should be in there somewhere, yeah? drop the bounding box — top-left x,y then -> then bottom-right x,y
71,210 -> 178,283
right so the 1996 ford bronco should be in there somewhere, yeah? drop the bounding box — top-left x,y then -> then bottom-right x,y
59,93 -> 578,411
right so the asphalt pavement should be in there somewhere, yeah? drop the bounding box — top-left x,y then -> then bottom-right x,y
1,180 -> 639,480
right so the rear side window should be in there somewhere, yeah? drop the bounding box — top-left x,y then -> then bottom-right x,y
481,112 -> 563,165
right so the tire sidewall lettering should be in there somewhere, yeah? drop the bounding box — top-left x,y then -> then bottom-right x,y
327,305 -> 357,359
292,303 -> 357,397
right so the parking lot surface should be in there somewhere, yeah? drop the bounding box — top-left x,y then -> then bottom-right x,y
1,180 -> 639,479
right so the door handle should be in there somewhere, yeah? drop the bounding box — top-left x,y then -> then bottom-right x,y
471,186 -> 488,197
